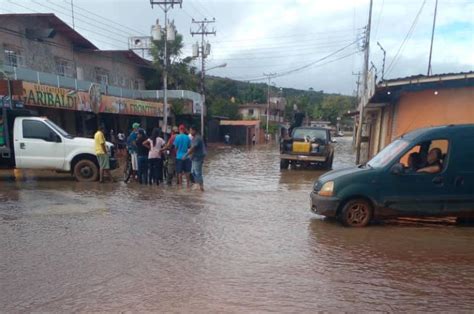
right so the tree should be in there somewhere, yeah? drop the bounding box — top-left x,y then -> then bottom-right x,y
207,98 -> 240,120
148,33 -> 198,91
312,95 -> 353,124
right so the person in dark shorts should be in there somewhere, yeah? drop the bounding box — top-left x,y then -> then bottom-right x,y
184,126 -> 206,191
136,129 -> 149,184
173,125 -> 191,187
145,128 -> 165,185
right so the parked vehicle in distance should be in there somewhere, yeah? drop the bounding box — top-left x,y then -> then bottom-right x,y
311,124 -> 474,227
280,127 -> 335,170
0,108 -> 117,181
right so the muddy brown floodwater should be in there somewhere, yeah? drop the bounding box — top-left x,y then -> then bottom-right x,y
1,137 -> 473,312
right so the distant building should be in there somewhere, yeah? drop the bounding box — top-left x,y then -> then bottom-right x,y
238,97 -> 286,124
357,72 -> 474,162
219,120 -> 262,145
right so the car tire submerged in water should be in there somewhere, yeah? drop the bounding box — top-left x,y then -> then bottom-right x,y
339,198 -> 373,227
280,159 -> 289,170
74,159 -> 99,182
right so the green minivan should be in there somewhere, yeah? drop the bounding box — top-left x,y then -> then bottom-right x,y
311,124 -> 474,227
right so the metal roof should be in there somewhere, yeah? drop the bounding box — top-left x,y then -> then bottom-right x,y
87,50 -> 153,68
0,13 -> 97,49
369,71 -> 474,104
379,71 -> 474,87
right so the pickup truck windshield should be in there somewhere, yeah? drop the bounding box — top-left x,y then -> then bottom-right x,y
44,120 -> 73,139
292,129 -> 327,141
367,139 -> 409,168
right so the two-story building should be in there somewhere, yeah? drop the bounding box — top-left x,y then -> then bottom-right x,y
238,97 -> 286,124
0,13 -> 165,137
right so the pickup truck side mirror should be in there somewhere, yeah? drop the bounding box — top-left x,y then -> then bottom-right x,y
390,163 -> 404,175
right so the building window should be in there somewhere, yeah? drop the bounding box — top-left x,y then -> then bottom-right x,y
55,57 -> 73,77
117,76 -> 125,87
4,47 -> 24,67
134,80 -> 139,90
248,109 -> 254,116
95,67 -> 109,85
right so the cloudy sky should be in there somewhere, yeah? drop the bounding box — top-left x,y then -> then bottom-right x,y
1,0 -> 473,95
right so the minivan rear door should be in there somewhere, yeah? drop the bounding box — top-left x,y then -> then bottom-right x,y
445,135 -> 474,215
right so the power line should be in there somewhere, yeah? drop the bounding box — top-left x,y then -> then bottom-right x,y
194,0 -> 216,18
186,1 -> 208,19
385,0 -> 427,76
211,45 -> 359,61
60,0 -> 147,36
211,37 -> 361,55
232,51 -> 360,82
47,0 -> 142,37
7,0 -> 128,48
34,0 -> 132,40
232,40 -> 359,81
212,33 -> 363,51
210,28 -> 364,44
373,0 -> 385,40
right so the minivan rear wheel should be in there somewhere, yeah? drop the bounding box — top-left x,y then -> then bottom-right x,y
340,199 -> 373,227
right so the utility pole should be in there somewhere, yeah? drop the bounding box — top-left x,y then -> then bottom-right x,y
263,73 -> 276,134
191,18 -> 216,137
427,0 -> 438,75
355,0 -> 373,165
352,72 -> 361,146
150,0 -> 182,136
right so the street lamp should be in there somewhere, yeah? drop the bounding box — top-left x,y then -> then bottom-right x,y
200,62 -> 226,136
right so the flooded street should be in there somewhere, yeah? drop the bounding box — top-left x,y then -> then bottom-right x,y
1,137 -> 473,312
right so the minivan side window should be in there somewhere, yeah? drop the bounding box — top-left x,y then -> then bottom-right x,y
398,139 -> 449,174
22,120 -> 55,141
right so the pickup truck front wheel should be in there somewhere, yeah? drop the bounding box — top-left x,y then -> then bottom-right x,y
74,159 -> 99,182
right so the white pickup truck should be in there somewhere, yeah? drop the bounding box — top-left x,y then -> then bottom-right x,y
0,110 -> 116,181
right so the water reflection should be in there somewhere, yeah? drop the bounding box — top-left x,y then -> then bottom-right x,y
1,137 -> 473,312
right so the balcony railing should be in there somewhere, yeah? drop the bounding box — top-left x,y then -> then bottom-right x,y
1,65 -> 202,105
261,114 -> 285,123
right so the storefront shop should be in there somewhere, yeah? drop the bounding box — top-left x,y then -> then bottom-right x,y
10,81 -> 164,137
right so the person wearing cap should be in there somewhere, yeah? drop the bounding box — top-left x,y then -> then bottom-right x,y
127,122 -> 140,177
173,124 -> 192,187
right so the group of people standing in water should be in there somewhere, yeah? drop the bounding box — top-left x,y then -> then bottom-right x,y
126,123 -> 206,191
